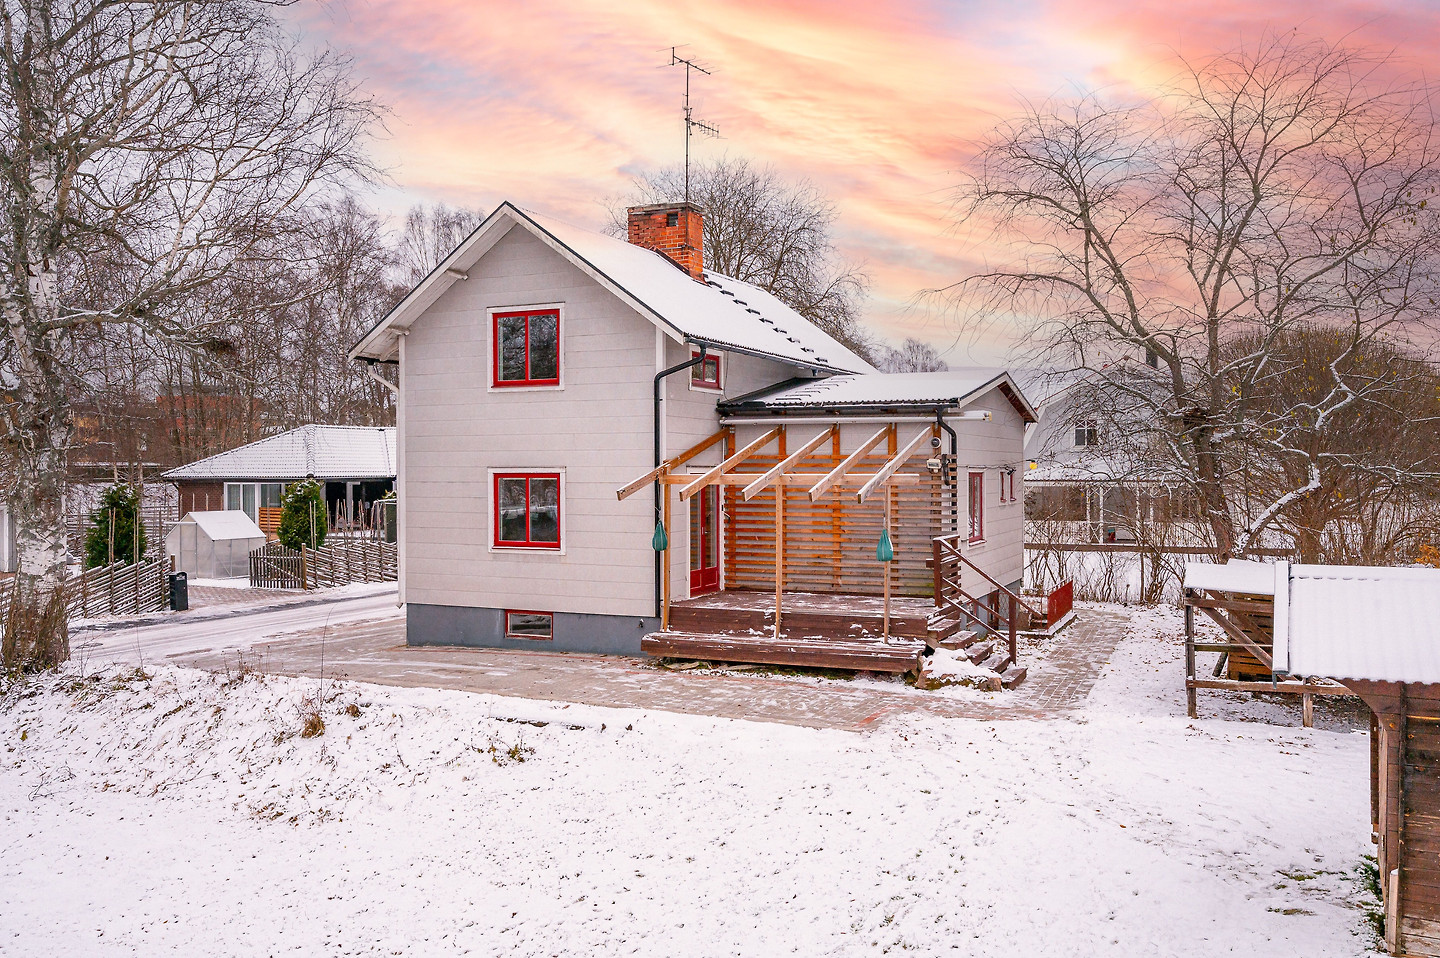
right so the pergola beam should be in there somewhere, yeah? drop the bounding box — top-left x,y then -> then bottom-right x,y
679,427 -> 782,501
855,428 -> 933,504
616,428 -> 728,501
807,426 -> 892,502
742,427 -> 837,500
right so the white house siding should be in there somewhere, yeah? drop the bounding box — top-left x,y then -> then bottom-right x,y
955,386 -> 1027,589
401,225 -> 665,619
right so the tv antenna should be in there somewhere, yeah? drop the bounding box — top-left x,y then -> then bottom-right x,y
669,47 -> 720,203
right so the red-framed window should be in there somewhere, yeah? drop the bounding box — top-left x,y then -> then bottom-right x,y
493,473 -> 561,548
999,468 -> 1016,502
690,350 -> 721,389
968,471 -> 985,543
505,610 -> 553,640
493,308 -> 560,387
1007,469 -> 1016,503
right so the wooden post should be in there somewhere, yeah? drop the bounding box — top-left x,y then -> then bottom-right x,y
1302,689 -> 1314,729
1184,589 -> 1197,718
661,480 -> 672,631
883,484 -> 892,640
774,482 -> 784,638
300,544 -> 309,591
1007,592 -> 1017,665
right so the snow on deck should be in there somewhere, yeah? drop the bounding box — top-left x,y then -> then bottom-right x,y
1183,559 -> 1277,596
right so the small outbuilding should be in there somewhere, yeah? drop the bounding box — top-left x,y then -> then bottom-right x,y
165,510 -> 267,579
1269,561 -> 1440,956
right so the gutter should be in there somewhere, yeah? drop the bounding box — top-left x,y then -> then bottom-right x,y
652,346 -> 708,620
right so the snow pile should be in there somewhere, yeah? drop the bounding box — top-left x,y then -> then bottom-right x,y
917,647 -> 1002,690
0,616 -> 1380,957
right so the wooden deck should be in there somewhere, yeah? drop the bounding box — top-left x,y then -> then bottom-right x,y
643,589 -> 934,673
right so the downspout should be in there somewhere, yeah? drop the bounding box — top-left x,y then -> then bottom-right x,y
937,410 -> 959,536
653,346 -> 708,619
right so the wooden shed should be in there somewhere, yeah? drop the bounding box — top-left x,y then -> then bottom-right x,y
1270,562 -> 1440,955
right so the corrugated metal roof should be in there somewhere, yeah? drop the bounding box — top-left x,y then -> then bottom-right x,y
351,202 -> 877,375
163,425 -> 396,482
717,370 -> 1037,420
174,510 -> 267,541
1273,563 -> 1440,683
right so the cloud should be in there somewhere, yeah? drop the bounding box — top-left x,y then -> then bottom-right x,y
289,0 -> 1440,363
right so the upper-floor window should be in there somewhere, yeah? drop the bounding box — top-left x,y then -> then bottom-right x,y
493,472 -> 561,549
493,308 -> 560,387
691,351 -> 722,390
1074,419 -> 1100,448
968,471 -> 985,543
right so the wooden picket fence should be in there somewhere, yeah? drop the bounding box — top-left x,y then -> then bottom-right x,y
0,556 -> 172,632
249,539 -> 397,590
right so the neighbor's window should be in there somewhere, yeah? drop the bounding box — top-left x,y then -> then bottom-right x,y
493,308 -> 560,387
1074,419 -> 1100,448
505,610 -> 553,640
691,351 -> 721,389
968,471 -> 985,543
493,473 -> 561,548
224,482 -> 284,523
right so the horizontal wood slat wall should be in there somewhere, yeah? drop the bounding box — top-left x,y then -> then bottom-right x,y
724,446 -> 954,598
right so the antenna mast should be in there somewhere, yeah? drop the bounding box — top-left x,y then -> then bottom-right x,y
669,47 -> 719,203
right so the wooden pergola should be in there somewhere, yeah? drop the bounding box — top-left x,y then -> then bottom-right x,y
617,422 -> 936,637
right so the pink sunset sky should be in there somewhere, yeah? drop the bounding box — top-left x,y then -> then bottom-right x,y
292,1 -> 1440,362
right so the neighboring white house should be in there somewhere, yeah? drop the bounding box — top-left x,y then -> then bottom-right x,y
163,425 -> 396,537
164,510 -> 268,579
349,200 -> 1036,656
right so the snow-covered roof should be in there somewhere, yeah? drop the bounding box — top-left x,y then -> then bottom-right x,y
1184,560 -> 1277,596
718,370 -> 1037,422
1273,563 -> 1440,684
163,425 -> 396,482
349,202 -> 875,375
174,510 -> 266,542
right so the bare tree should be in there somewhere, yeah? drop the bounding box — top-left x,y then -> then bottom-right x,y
873,337 -> 948,373
0,0 -> 381,669
939,33 -> 1440,559
614,156 -> 873,357
398,202 -> 485,286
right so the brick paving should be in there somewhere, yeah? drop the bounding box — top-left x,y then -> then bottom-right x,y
172,606 -> 1134,731
186,584 -> 299,610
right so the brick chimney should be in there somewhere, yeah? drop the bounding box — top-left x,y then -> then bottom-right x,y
626,202 -> 704,281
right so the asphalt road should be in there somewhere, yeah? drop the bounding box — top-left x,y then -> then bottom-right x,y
71,583 -> 402,666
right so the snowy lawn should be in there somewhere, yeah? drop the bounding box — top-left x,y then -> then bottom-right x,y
1,606 -> 1380,956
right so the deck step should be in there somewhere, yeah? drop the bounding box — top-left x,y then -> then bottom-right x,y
930,629 -> 979,652
965,640 -> 995,665
642,631 -> 924,674
926,615 -> 972,642
1000,665 -> 1028,689
981,651 -> 1013,674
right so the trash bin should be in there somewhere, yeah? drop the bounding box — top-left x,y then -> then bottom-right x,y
168,572 -> 188,612
382,500 -> 397,544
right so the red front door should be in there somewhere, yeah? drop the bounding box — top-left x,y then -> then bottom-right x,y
689,485 -> 721,594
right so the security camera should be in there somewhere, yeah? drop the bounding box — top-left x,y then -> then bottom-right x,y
930,436 -> 942,449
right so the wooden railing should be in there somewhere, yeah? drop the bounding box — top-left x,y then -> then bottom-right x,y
932,534 -> 1045,666
0,557 -> 172,632
249,539 -> 397,590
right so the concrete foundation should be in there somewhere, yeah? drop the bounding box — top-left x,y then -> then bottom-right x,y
407,603 -> 657,656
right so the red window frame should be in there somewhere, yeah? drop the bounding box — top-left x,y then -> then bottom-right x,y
492,472 -> 562,549
492,308 -> 560,387
1007,469 -> 1016,503
504,609 -> 554,640
690,350 -> 722,389
968,471 -> 985,543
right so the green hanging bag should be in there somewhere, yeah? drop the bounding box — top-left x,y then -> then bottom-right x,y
652,521 -> 669,552
876,528 -> 894,563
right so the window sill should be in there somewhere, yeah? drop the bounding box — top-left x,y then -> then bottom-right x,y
490,545 -> 563,554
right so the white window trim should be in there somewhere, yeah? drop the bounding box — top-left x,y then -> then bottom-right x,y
688,348 -> 724,393
487,302 -> 566,393
487,467 -> 567,555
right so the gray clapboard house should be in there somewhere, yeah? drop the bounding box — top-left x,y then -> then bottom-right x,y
351,201 -> 1047,676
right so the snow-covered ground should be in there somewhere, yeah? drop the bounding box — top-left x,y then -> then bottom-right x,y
0,605 -> 1379,957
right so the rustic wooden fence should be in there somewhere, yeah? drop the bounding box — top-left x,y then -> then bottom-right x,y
0,556 -> 172,630
248,539 -> 397,590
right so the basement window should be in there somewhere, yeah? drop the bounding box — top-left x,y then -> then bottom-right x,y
493,473 -> 561,549
493,308 -> 560,387
505,610 -> 553,640
690,351 -> 722,389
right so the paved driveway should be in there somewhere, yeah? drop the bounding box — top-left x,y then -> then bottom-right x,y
151,603 -> 1132,731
